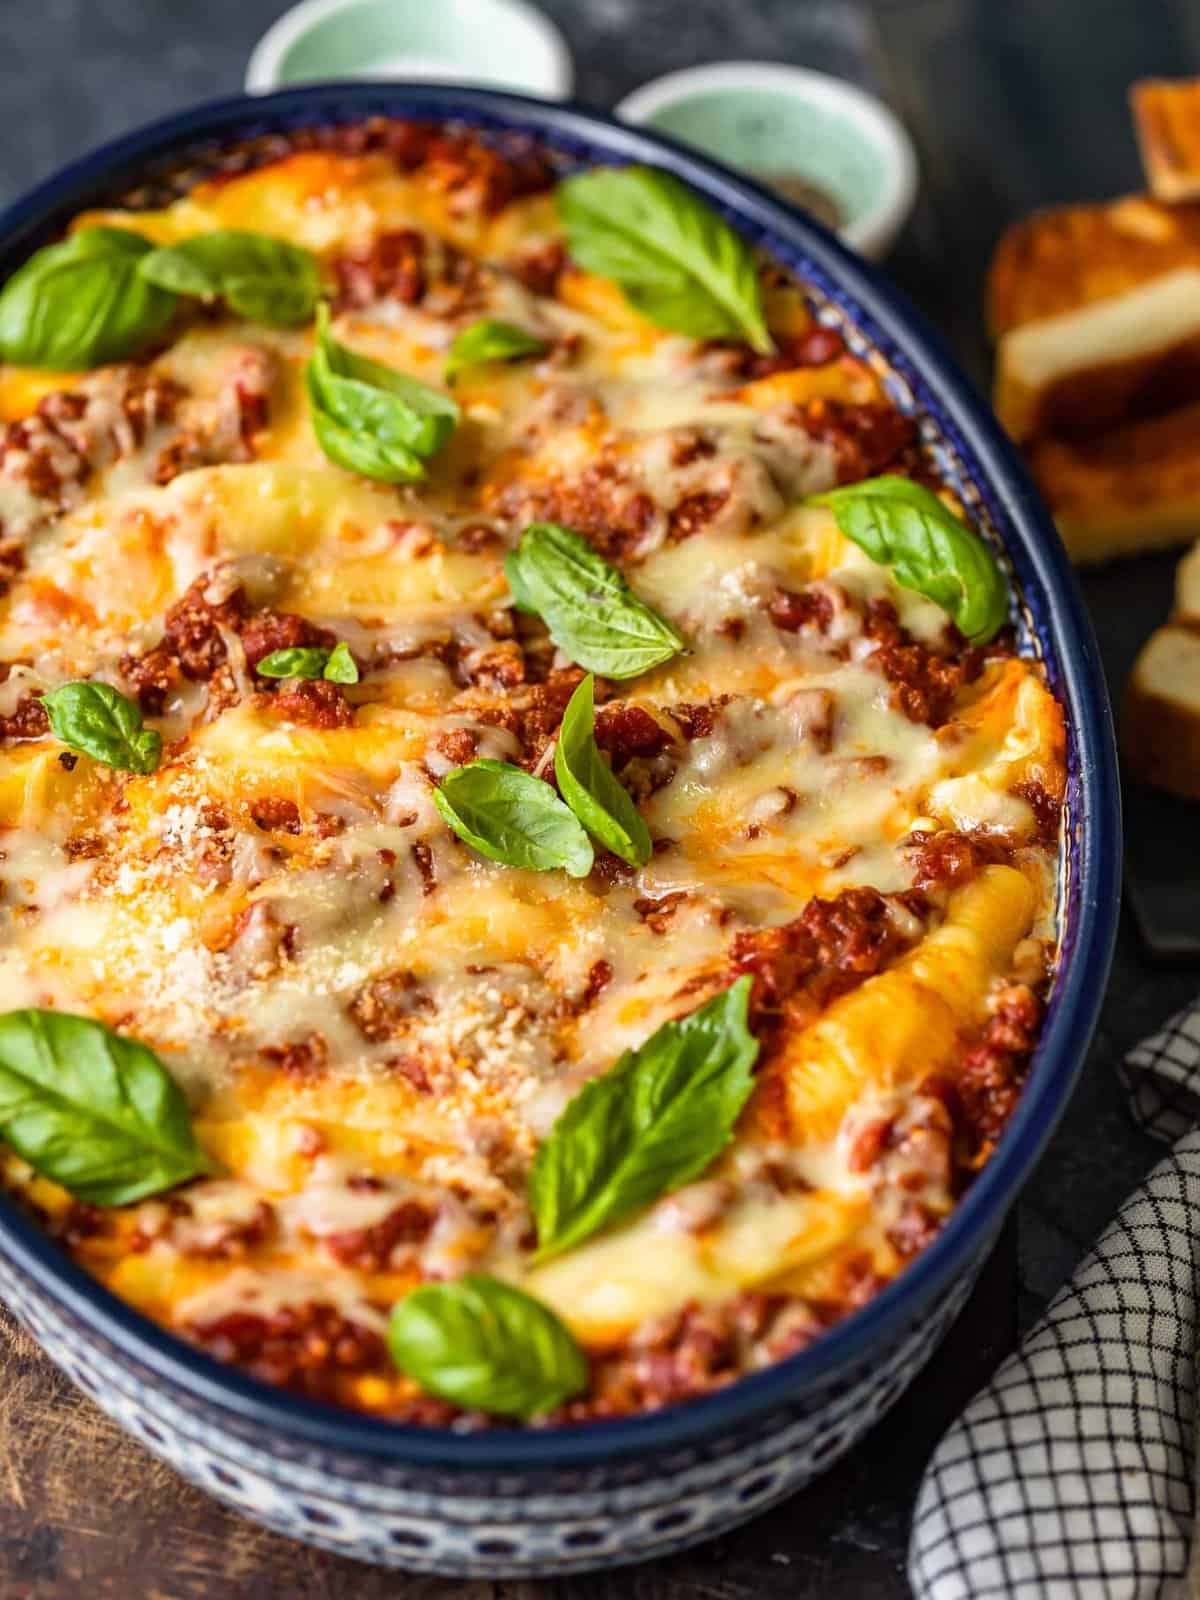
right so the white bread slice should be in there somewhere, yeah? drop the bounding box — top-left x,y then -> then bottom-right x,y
1174,539 -> 1200,620
987,195 -> 1200,339
1122,624 -> 1200,797
1132,79 -> 1200,202
994,267 -> 1200,442
1025,401 -> 1200,565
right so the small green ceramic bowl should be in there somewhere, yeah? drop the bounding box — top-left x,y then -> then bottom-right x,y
617,62 -> 917,259
246,0 -> 573,99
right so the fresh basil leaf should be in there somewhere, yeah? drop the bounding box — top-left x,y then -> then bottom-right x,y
503,547 -> 539,615
0,227 -> 177,370
323,641 -> 359,684
445,318 -> 547,380
317,310 -> 460,455
809,475 -> 1009,645
255,647 -> 329,680
0,1009 -> 211,1205
41,681 -> 162,774
530,978 -> 759,1260
557,166 -> 772,353
307,304 -> 458,483
554,675 -> 651,867
254,643 -> 359,683
139,230 -> 320,327
307,365 -> 426,484
435,759 -> 594,877
388,1274 -> 587,1419
508,523 -> 685,680
63,226 -> 154,260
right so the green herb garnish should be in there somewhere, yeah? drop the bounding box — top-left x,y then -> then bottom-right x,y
307,303 -> 459,484
557,166 -> 772,351
808,475 -> 1008,644
139,229 -> 320,327
554,675 -> 650,867
255,642 -> 359,684
445,318 -> 547,381
505,523 -> 684,680
0,228 -> 176,370
530,979 -> 759,1260
41,682 -> 162,774
0,1010 -> 212,1204
434,759 -> 594,877
388,1274 -> 587,1420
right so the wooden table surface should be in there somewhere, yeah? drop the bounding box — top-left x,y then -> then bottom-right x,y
2,1 -> 1200,1595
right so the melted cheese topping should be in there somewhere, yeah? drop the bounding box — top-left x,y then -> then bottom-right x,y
0,138 -> 1066,1417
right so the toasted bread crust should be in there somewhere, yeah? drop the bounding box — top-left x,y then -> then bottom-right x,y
1025,401 -> 1200,564
1122,624 -> 1200,797
1176,540 -> 1200,619
995,276 -> 1200,442
987,195 -> 1200,338
990,105 -> 1200,558
1132,78 -> 1200,202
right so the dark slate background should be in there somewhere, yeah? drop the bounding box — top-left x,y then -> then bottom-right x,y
1,1 -> 1198,1593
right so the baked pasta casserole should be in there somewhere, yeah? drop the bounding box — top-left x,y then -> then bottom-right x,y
0,121 -> 1064,1424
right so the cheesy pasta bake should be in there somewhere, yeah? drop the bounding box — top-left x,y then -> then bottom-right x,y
0,121 -> 1064,1425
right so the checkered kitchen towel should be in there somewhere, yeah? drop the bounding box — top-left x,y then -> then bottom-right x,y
909,1003 -> 1200,1598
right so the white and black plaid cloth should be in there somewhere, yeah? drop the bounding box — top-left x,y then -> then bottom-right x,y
909,1002 -> 1200,1598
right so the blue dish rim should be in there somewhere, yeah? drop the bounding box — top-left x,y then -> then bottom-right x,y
0,82 -> 1121,1471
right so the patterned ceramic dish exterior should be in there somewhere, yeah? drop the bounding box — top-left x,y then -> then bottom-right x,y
0,85 -> 1120,1576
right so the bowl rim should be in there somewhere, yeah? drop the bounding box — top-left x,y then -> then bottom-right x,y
614,60 -> 919,258
0,81 -> 1121,1471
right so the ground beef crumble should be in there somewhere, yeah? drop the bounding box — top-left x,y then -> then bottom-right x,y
198,117 -> 554,218
0,695 -> 49,743
905,827 -> 1016,891
862,599 -> 987,726
1012,778 -> 1064,844
730,885 -> 928,1039
801,397 -> 925,484
453,667 -> 586,767
346,970 -> 432,1042
121,574 -> 345,718
185,1304 -> 388,1401
490,462 -> 658,564
323,1200 -> 436,1271
265,678 -> 353,729
707,323 -> 847,380
955,982 -> 1045,1160
0,370 -> 182,538
329,229 -> 488,317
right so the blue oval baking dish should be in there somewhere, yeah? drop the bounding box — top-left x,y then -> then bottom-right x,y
0,83 -> 1120,1577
